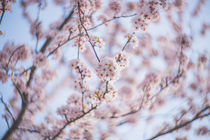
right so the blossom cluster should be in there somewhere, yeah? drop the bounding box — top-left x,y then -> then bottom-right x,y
57,94 -> 83,119
141,72 -> 160,93
0,43 -> 30,83
30,20 -> 44,39
115,52 -> 129,69
91,36 -> 105,49
127,33 -> 139,49
34,53 -> 47,68
73,34 -> 88,52
132,0 -> 167,31
96,57 -> 120,81
71,0 -> 103,15
108,0 -> 122,15
0,0 -> 15,15
70,59 -> 92,92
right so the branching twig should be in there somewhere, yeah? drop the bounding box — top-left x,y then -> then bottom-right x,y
0,96 -> 15,123
46,13 -> 137,58
50,106 -> 97,140
147,105 -> 210,140
110,92 -> 146,119
78,2 -> 100,62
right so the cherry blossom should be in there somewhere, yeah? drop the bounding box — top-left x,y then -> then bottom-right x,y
0,1 -> 209,140
96,57 -> 120,81
34,53 -> 47,67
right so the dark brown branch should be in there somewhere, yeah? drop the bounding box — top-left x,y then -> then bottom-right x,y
18,66 -> 33,76
1,7 -> 76,140
50,106 -> 97,140
147,105 -> 210,140
0,0 -> 5,24
40,6 -> 75,53
1,99 -> 28,140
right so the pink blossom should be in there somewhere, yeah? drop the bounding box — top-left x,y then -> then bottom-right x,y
73,34 -> 88,52
115,52 -> 129,69
92,36 -> 105,49
109,0 -> 122,15
0,69 -> 8,83
132,0 -> 166,31
34,53 -> 47,67
15,45 -> 30,61
96,57 -> 120,81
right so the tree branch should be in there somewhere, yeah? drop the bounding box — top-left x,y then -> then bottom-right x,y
40,6 -> 75,53
0,0 -> 5,24
1,7 -> 76,140
1,99 -> 28,140
147,105 -> 210,140
50,106 -> 97,140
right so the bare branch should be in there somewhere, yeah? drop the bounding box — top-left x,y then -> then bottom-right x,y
87,14 -> 137,31
4,117 -> 10,129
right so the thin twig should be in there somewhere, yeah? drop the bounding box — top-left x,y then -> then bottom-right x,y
122,36 -> 132,51
0,96 -> 15,122
6,45 -> 24,69
46,13 -> 137,58
35,2 -> 41,52
111,92 -> 146,119
4,117 -> 10,129
87,14 -> 137,31
103,81 -> 109,98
